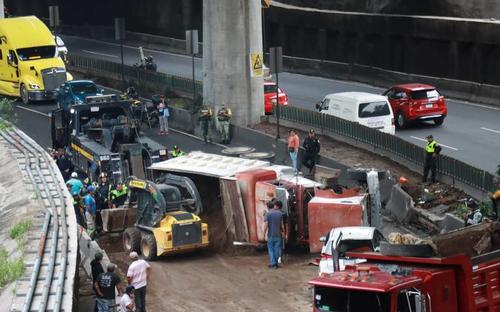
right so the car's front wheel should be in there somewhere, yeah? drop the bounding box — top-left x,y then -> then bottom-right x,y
20,84 -> 29,105
396,112 -> 407,129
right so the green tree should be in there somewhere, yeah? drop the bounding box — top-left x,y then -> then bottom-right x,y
0,97 -> 16,128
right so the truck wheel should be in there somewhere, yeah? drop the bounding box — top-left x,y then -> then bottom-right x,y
20,84 -> 29,105
123,227 -> 141,253
434,117 -> 445,126
396,112 -> 407,129
141,232 -> 158,261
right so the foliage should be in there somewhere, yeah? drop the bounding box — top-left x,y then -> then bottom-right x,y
454,202 -> 469,219
9,221 -> 32,241
479,200 -> 495,218
0,97 -> 16,128
0,247 -> 25,287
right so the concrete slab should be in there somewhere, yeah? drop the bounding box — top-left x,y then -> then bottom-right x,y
385,184 -> 416,223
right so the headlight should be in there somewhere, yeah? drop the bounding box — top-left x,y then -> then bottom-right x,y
29,83 -> 40,89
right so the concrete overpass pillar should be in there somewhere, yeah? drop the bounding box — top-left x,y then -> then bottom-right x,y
0,0 -> 4,18
203,0 -> 264,127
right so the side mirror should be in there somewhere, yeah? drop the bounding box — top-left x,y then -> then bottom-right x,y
319,236 -> 327,243
7,54 -> 13,65
315,102 -> 323,111
100,89 -> 105,94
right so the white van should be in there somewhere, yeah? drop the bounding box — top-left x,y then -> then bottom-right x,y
316,92 -> 395,135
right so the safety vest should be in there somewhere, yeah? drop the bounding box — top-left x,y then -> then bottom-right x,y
111,186 -> 128,200
217,108 -> 232,121
425,140 -> 437,153
172,150 -> 185,157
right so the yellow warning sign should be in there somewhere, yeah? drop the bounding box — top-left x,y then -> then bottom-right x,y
250,52 -> 263,78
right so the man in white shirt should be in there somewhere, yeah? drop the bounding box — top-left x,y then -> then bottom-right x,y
127,252 -> 152,312
119,285 -> 136,312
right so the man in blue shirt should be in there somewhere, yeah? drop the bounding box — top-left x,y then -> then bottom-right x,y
264,200 -> 285,269
66,172 -> 84,195
84,186 -> 97,238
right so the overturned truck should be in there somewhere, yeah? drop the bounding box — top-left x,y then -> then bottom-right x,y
149,152 -> 370,252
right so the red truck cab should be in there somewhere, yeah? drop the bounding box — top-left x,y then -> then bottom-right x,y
310,250 -> 500,312
264,81 -> 288,115
383,84 -> 448,128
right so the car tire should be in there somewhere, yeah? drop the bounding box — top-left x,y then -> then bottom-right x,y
434,117 -> 445,126
396,112 -> 407,129
141,232 -> 158,261
20,84 -> 29,105
123,227 -> 141,253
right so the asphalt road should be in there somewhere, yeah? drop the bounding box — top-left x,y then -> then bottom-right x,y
52,36 -> 500,172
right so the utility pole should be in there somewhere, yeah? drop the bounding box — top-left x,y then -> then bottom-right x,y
186,29 -> 199,110
114,18 -> 126,88
0,0 -> 4,19
270,46 -> 282,139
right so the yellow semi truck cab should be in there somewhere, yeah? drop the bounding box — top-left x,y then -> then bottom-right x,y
0,16 -> 72,104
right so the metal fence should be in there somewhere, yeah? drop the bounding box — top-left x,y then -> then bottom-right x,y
68,54 -> 496,193
69,54 -> 203,95
278,105 -> 496,193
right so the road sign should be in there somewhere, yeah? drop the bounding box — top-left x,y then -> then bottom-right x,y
49,6 -> 60,28
114,17 -> 126,41
262,0 -> 272,8
186,30 -> 199,55
250,52 -> 263,77
270,46 -> 283,74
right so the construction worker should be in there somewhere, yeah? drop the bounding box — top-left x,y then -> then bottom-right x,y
110,182 -> 128,208
96,173 -> 112,233
489,179 -> 500,220
422,135 -> 441,183
302,129 -> 321,174
198,105 -> 213,144
171,145 -> 185,158
66,172 -> 84,196
217,105 -> 232,144
84,186 -> 97,238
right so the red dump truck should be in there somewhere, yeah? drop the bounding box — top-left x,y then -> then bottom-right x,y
309,249 -> 500,312
150,152 -> 368,252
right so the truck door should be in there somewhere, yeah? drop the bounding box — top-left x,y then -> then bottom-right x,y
50,108 -> 69,149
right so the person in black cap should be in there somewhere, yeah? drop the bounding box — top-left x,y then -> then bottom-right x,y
302,129 -> 321,174
423,135 -> 441,183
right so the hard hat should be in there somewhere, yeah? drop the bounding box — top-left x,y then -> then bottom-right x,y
87,185 -> 95,193
99,172 -> 107,178
71,172 -> 78,178
399,176 -> 408,184
174,145 -> 178,149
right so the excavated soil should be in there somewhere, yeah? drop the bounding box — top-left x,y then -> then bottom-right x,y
252,122 -> 421,182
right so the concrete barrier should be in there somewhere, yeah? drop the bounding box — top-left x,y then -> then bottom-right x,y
78,230 -> 111,278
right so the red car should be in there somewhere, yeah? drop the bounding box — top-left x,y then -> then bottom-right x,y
264,81 -> 288,115
383,83 -> 447,128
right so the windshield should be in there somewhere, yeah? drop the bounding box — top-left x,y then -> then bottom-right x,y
358,101 -> 391,118
264,84 -> 278,93
17,46 -> 56,61
71,82 -> 98,95
314,287 -> 390,312
411,89 -> 439,100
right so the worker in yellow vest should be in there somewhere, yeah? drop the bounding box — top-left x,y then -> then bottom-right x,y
422,135 -> 441,183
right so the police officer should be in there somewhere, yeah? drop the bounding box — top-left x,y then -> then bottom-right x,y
171,145 -> 185,158
198,105 -> 213,144
110,182 -> 128,208
422,135 -> 441,183
217,105 -> 232,144
302,129 -> 321,174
